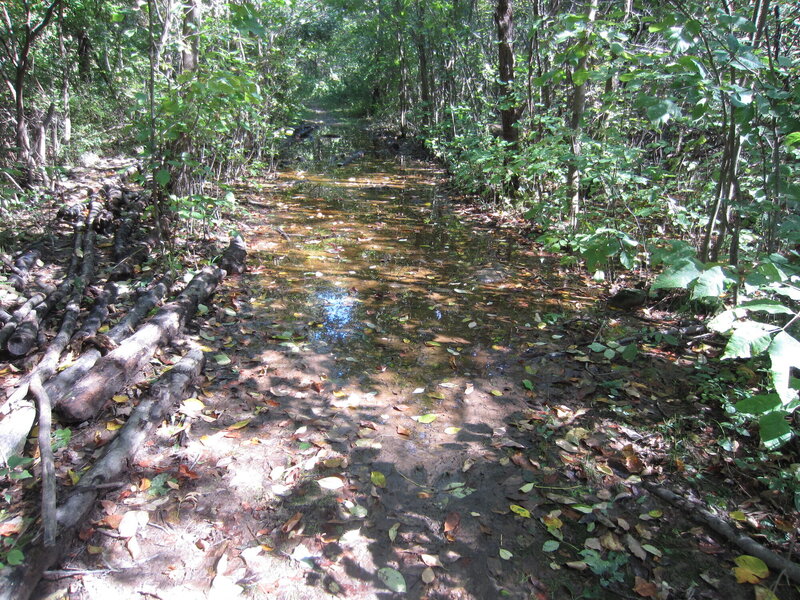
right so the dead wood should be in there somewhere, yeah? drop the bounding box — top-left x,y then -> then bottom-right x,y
643,480 -> 800,585
44,278 -> 171,405
337,150 -> 365,167
0,292 -> 47,350
219,234 -> 247,275
6,200 -> 100,357
56,266 -> 222,422
69,283 -> 118,353
30,374 -> 56,548
0,348 -> 205,600
0,298 -> 81,463
8,248 -> 41,291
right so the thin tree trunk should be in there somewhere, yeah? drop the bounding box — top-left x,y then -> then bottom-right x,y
566,0 -> 598,229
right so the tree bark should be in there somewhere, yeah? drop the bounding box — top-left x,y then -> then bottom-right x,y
494,0 -> 518,146
566,0 -> 598,229
55,266 -> 223,422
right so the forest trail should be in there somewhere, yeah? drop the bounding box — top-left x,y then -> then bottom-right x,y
33,115 -> 763,600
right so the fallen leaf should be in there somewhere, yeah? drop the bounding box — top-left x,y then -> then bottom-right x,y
733,555 -> 768,583
633,576 -> 658,598
499,548 -> 513,560
213,353 -> 231,366
280,512 -> 303,533
371,471 -> 387,488
420,553 -> 442,567
0,516 -> 24,536
226,419 -> 251,430
510,505 -> 532,519
754,585 -> 781,600
317,476 -> 345,490
412,413 -> 438,424
444,512 -> 461,533
600,532 -> 625,552
388,522 -> 400,542
421,566 -> 435,583
118,510 -> 148,538
377,567 -> 406,592
625,534 -> 647,560
542,540 -> 560,552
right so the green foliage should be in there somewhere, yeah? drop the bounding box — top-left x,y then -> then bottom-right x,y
657,250 -> 800,449
578,549 -> 627,586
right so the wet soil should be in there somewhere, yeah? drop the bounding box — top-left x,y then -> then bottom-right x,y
31,114 -> 797,600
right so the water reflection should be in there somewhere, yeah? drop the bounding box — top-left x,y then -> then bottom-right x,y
315,288 -> 357,342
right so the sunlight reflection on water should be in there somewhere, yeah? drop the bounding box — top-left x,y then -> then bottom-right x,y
316,289 -> 356,341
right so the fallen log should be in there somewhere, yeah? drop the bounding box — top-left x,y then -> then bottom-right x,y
56,266 -> 223,422
0,292 -> 46,350
0,298 -> 81,463
219,234 -> 247,275
44,277 -> 171,404
69,283 -> 118,353
643,481 -> 800,585
0,347 -> 205,600
6,216 -> 96,357
8,248 -> 41,291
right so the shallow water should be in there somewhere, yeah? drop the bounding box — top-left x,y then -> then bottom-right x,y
233,115 -> 582,420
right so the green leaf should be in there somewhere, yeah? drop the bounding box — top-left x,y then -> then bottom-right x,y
739,300 -> 794,315
213,353 -> 231,365
6,549 -> 24,566
413,413 -> 438,424
522,379 -> 534,391
646,99 -> 681,126
620,344 -> 638,362
785,132 -> 800,148
388,522 -> 400,542
769,331 -> 800,404
542,540 -> 560,552
760,411 -> 793,449
155,169 -> 171,187
734,394 -> 781,415
510,504 -> 531,518
377,567 -> 407,592
499,548 -> 513,560
651,258 -> 702,291
572,67 -> 590,85
588,342 -> 606,352
371,471 -> 387,488
691,266 -> 731,299
722,321 -> 776,359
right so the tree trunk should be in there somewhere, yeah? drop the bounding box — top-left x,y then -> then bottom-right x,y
566,0 -> 598,229
181,0 -> 199,72
494,0 -> 518,146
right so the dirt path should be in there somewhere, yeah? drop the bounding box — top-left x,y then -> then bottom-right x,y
32,119 -> 792,600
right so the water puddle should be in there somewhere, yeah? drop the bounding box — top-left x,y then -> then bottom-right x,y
230,115 -> 586,423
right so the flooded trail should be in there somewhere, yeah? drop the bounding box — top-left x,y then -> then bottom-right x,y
52,116 -> 750,600
198,116 -> 593,599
